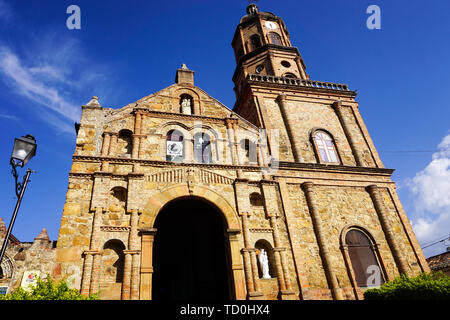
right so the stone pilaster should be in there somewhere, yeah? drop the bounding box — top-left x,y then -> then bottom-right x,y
132,134 -> 140,159
80,251 -> 94,296
89,251 -> 102,295
89,207 -> 104,251
226,229 -> 246,300
332,101 -> 364,166
122,252 -> 132,300
139,228 -> 156,300
234,178 -> 263,298
274,177 -> 310,299
127,209 -> 141,300
225,118 -> 238,165
131,252 -> 140,300
301,182 -> 344,300
108,133 -> 118,157
101,132 -> 111,156
268,212 -> 294,298
276,94 -> 303,162
87,206 -> 105,295
232,120 -> 243,178
260,181 -> 295,299
366,185 -> 409,274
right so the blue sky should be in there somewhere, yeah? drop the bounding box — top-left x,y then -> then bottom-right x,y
0,0 -> 449,258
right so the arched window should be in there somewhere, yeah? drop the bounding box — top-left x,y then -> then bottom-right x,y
194,132 -> 212,164
268,32 -> 282,45
117,129 -> 133,157
313,130 -> 340,164
100,240 -> 125,300
0,255 -> 13,280
255,240 -> 276,279
109,187 -> 127,222
180,94 -> 194,115
241,139 -> 257,164
345,229 -> 385,288
248,34 -> 262,52
166,130 -> 184,162
283,72 -> 297,78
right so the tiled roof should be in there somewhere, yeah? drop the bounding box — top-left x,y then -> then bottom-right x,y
426,251 -> 450,270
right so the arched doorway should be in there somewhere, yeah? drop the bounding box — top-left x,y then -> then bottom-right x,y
152,197 -> 232,300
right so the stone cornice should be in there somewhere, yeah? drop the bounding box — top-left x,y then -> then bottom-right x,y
132,108 -> 228,124
69,156 -> 394,179
277,161 -> 394,176
71,155 -> 265,172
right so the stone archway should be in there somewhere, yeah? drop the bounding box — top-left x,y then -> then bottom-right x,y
152,197 -> 230,300
138,185 -> 246,300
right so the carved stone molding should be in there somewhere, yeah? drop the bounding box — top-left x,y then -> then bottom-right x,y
249,228 -> 273,233
146,167 -> 234,185
100,226 -> 131,232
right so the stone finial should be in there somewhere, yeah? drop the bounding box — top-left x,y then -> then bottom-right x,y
181,63 -> 189,70
34,228 -> 50,242
0,217 -> 6,233
246,3 -> 259,15
84,96 -> 102,108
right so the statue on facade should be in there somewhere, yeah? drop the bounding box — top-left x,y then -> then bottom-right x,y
258,248 -> 271,279
181,98 -> 192,115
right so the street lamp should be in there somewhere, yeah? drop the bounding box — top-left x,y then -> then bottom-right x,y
0,135 -> 37,267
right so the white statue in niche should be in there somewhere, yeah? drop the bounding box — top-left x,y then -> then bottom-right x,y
258,248 -> 271,279
181,98 -> 192,115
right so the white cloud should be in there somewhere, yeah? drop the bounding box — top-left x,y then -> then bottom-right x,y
407,133 -> 450,256
0,46 -> 81,124
0,111 -> 17,120
0,35 -> 113,135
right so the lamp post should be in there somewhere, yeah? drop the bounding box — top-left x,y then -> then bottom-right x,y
0,135 -> 37,266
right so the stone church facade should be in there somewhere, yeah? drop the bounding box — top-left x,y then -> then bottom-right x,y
53,4 -> 430,300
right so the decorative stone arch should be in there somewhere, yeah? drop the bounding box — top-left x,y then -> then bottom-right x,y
189,123 -> 219,141
159,122 -> 191,138
339,224 -> 389,300
142,184 -> 240,230
117,129 -> 133,158
99,239 -> 126,300
309,127 -> 343,165
175,87 -> 201,115
255,239 -> 276,279
189,124 -> 220,164
107,186 -> 128,225
158,123 -> 192,161
138,184 -> 246,300
234,126 -> 260,166
282,72 -> 297,78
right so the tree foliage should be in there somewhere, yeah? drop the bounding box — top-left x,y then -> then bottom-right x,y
0,275 -> 98,300
364,271 -> 450,300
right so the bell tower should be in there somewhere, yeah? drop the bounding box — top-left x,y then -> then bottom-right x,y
231,4 -> 308,99
231,4 -> 381,167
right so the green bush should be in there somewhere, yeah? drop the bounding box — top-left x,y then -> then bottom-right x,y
364,271 -> 450,300
0,275 -> 98,300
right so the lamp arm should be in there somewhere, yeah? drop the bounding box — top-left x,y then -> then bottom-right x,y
10,159 -> 28,198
